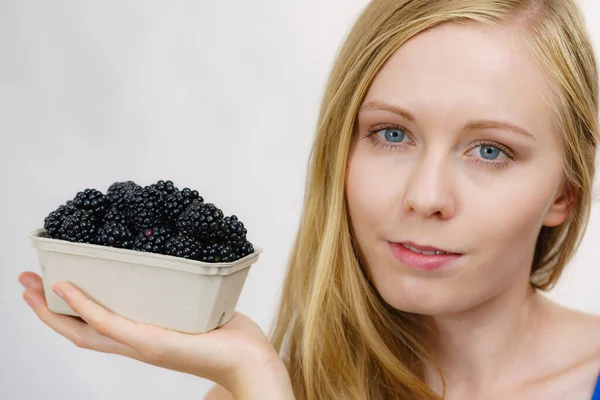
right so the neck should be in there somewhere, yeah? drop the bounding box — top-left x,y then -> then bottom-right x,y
423,275 -> 547,396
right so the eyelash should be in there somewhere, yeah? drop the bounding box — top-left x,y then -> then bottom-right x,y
363,124 -> 517,172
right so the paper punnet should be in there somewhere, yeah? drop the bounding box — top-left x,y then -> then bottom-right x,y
27,228 -> 262,334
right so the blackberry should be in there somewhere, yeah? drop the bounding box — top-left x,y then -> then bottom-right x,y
58,209 -> 98,243
164,188 -> 203,227
132,226 -> 173,254
103,206 -> 130,226
72,189 -> 108,216
197,241 -> 248,263
125,186 -> 165,230
222,215 -> 248,246
197,242 -> 221,263
225,238 -> 254,258
106,181 -> 139,211
150,180 -> 178,197
44,202 -> 76,237
214,243 -> 236,263
236,240 -> 255,258
94,221 -> 134,249
176,201 -> 226,242
164,236 -> 200,260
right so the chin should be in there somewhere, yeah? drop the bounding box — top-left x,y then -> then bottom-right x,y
371,278 -> 476,316
381,296 -> 455,315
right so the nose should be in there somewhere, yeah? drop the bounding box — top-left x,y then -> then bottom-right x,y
402,152 -> 456,220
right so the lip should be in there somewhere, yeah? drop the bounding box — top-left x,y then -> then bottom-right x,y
401,240 -> 453,253
388,242 -> 463,271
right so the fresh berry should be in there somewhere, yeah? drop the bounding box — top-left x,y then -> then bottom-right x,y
150,180 -> 178,197
72,189 -> 108,216
214,242 -> 237,263
58,210 -> 98,243
164,236 -> 200,260
106,181 -> 139,211
223,239 -> 254,259
125,186 -> 165,230
222,215 -> 248,246
94,221 -> 134,249
44,202 -> 76,237
132,226 -> 173,254
164,188 -> 203,227
197,242 -> 220,263
236,240 -> 254,258
44,179 -> 254,263
197,241 -> 246,263
176,201 -> 226,241
103,207 -> 130,226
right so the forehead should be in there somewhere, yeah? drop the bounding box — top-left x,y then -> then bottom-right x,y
362,21 -> 557,139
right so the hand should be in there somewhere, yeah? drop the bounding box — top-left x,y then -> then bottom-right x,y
18,271 -> 292,397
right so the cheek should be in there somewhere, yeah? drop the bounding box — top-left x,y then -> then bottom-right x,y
345,151 -> 391,243
346,149 -> 405,289
346,147 -> 399,221
470,160 -> 560,251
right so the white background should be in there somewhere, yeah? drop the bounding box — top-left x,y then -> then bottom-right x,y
2,1 -> 599,399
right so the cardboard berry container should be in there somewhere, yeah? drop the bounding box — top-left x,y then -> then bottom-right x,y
27,228 -> 262,334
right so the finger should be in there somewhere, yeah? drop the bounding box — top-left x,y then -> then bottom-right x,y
18,271 -> 44,290
23,288 -> 142,361
51,281 -> 170,355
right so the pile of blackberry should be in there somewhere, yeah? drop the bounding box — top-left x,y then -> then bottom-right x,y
43,180 -> 254,263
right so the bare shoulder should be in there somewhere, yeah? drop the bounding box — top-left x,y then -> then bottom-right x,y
204,384 -> 235,400
555,301 -> 600,356
555,307 -> 600,397
527,298 -> 600,398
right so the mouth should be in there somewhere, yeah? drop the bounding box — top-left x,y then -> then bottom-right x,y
388,241 -> 463,271
398,241 -> 461,255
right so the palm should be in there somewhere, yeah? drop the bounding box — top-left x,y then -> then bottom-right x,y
18,271 -> 281,389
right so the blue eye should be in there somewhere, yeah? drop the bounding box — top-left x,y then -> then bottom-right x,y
479,145 -> 501,160
363,124 -> 517,172
379,128 -> 408,143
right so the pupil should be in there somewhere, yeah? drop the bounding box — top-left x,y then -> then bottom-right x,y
481,145 -> 499,160
385,129 -> 404,142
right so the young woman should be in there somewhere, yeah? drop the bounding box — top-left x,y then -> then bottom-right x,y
19,0 -> 600,399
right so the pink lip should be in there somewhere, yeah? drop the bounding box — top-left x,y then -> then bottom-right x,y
401,240 -> 450,253
388,242 -> 463,271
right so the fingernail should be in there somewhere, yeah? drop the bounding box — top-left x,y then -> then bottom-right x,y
24,294 -> 36,307
52,286 -> 65,299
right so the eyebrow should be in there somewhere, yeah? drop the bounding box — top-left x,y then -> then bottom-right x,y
358,100 -> 537,141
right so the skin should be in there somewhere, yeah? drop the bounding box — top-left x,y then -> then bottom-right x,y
346,21 -> 600,399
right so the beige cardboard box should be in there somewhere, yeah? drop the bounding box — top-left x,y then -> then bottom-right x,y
27,228 -> 262,333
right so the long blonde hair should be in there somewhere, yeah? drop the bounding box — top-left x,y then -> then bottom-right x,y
269,1 -> 600,398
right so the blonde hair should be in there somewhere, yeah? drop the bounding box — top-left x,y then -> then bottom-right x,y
269,1 -> 600,398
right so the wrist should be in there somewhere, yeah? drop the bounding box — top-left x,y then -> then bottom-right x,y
231,357 -> 295,400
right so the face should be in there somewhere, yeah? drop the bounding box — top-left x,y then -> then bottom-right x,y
345,22 -> 573,316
